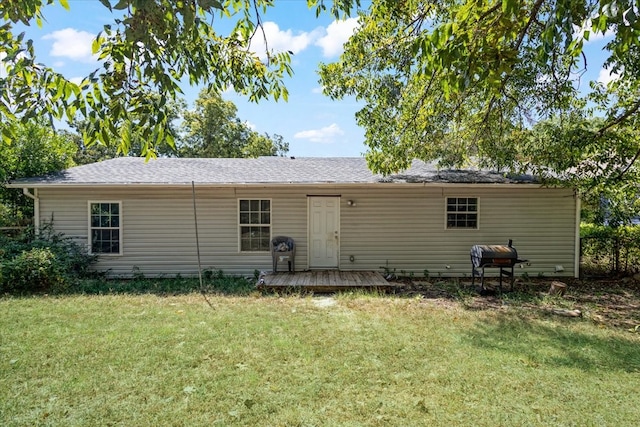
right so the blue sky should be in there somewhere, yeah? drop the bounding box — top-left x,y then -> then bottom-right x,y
13,1 -> 617,158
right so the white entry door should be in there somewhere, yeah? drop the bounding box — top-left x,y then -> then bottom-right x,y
308,196 -> 340,268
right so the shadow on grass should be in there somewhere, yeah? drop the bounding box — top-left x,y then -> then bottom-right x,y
464,313 -> 640,373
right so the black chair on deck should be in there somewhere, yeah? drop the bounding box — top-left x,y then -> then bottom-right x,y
271,236 -> 295,273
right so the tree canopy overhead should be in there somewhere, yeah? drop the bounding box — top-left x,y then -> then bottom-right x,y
2,0 -> 640,197
320,0 -> 640,181
0,0 -> 355,155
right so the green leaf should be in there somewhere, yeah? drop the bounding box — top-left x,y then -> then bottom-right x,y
92,36 -> 102,55
99,0 -> 113,11
113,0 -> 129,10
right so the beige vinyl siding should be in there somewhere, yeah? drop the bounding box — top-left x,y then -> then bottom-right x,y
36,186 -> 311,277
339,186 -> 576,278
339,187 -> 434,273
34,184 -> 577,278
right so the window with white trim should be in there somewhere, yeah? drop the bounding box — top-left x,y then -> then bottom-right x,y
239,199 -> 271,251
89,202 -> 122,254
446,197 -> 478,229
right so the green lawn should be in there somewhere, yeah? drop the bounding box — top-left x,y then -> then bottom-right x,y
1,292 -> 639,426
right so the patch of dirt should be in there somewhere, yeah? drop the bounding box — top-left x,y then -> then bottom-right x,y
560,278 -> 640,330
390,277 -> 640,331
313,297 -> 337,308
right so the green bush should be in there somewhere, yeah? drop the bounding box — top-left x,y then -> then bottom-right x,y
581,223 -> 640,275
0,225 -> 97,294
1,247 -> 66,293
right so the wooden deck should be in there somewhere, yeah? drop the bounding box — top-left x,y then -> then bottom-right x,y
258,270 -> 393,292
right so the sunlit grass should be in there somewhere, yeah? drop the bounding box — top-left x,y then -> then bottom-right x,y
1,293 -> 639,426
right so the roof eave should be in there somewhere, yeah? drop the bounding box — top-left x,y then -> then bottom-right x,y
6,181 -> 549,189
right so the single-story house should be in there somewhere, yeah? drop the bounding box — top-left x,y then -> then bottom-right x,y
8,157 -> 580,278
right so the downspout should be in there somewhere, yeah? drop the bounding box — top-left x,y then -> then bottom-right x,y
22,188 -> 39,234
574,193 -> 581,279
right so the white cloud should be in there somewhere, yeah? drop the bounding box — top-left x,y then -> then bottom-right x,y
0,51 -> 28,78
43,28 -> 97,63
311,86 -> 324,94
294,123 -> 344,143
584,28 -> 616,43
597,66 -> 621,85
573,20 -> 615,44
315,18 -> 359,58
248,18 -> 359,60
249,21 -> 322,59
69,76 -> 84,85
0,52 -> 6,78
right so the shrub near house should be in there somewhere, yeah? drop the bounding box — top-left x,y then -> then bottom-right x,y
581,223 -> 640,275
0,227 -> 97,294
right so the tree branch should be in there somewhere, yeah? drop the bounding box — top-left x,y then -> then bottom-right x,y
615,147 -> 640,181
597,98 -> 640,136
480,0 -> 548,127
243,0 -> 272,66
514,0 -> 547,51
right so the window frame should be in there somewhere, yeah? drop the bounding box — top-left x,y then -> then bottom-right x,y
445,197 -> 479,230
87,201 -> 123,256
238,198 -> 272,252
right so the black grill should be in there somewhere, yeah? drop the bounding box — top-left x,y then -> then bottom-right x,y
470,240 -> 527,292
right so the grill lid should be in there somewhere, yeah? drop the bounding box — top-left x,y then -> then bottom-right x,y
470,240 -> 519,268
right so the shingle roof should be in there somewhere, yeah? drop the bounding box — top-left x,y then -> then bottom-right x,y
8,157 -> 537,186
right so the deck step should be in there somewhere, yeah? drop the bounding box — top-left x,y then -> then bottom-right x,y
257,271 -> 393,292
